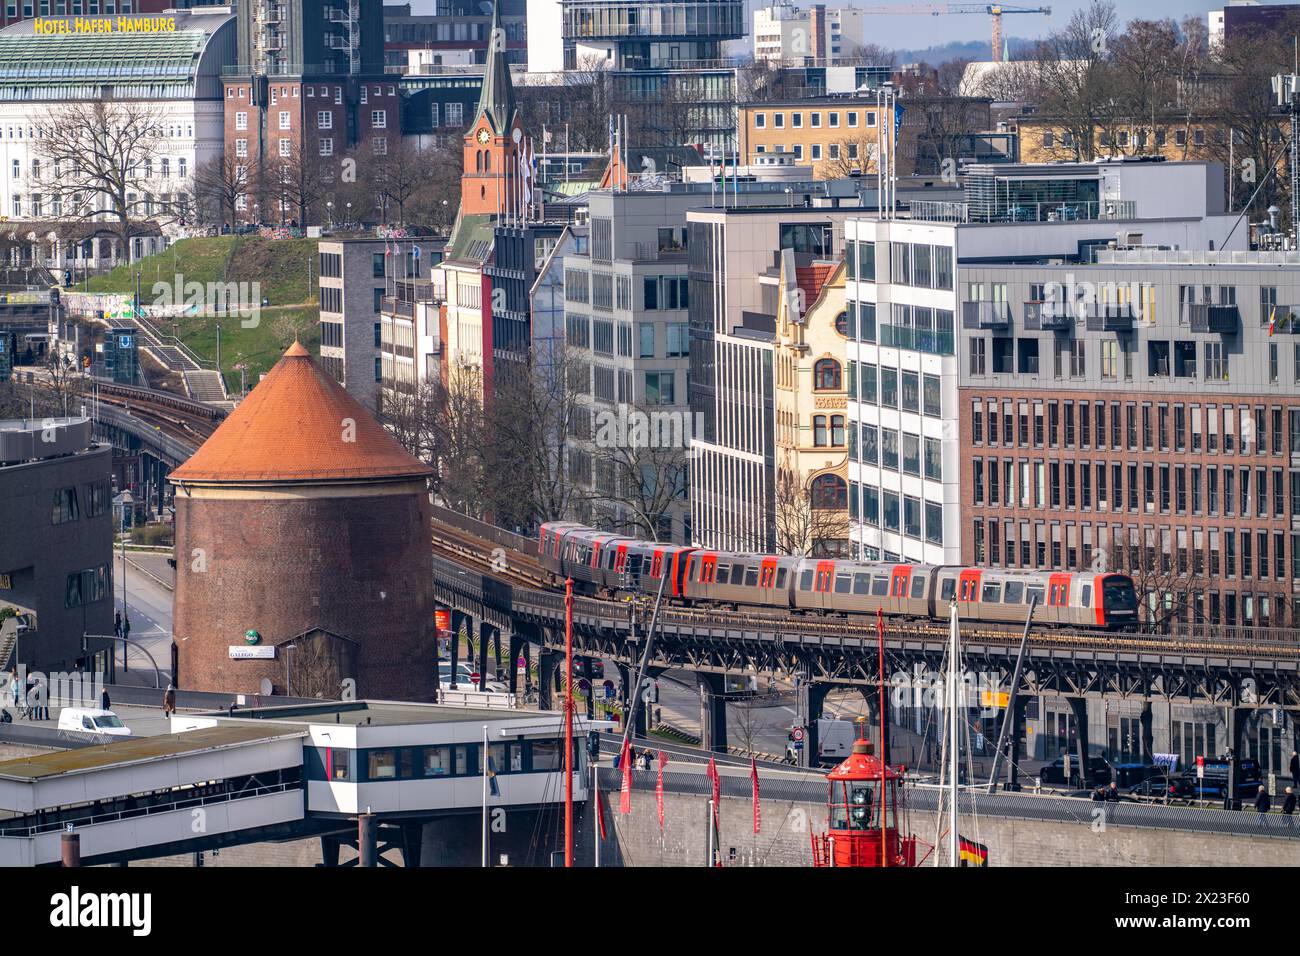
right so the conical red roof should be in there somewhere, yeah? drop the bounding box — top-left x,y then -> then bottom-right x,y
170,342 -> 433,484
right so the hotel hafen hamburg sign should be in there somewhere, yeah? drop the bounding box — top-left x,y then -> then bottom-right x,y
33,15 -> 178,35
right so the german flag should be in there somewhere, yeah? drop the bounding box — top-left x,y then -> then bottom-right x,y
958,836 -> 988,867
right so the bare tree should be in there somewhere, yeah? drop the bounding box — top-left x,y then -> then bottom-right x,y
369,138 -> 442,226
1026,0 -> 1123,161
262,149 -> 331,227
817,133 -> 880,178
427,361 -> 489,517
773,466 -> 847,557
193,148 -> 250,230
34,100 -> 170,262
587,403 -> 692,542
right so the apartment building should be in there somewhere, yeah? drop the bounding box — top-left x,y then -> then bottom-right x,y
846,159 -> 1244,566
959,248 -> 1300,629
319,237 -> 435,414
222,0 -> 390,223
752,1 -> 865,65
739,95 -> 891,178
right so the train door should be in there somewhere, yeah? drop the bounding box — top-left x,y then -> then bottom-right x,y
694,552 -> 718,601
812,560 -> 836,611
957,569 -> 982,614
758,557 -> 779,603
650,549 -> 665,591
1047,573 -> 1071,626
890,566 -> 912,616
613,544 -> 629,588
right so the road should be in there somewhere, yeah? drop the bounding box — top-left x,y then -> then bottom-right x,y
113,550 -> 174,688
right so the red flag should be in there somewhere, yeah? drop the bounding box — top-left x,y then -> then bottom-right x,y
750,757 -> 761,834
619,736 -> 632,814
596,781 -> 608,840
656,750 -> 667,830
706,756 -> 720,813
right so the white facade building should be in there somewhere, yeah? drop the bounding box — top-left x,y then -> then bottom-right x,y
0,9 -> 235,268
753,1 -> 865,65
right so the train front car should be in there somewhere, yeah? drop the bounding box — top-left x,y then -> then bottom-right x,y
1096,573 -> 1140,630
537,521 -> 585,579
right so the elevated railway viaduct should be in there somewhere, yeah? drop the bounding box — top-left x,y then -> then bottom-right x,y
429,509 -> 1300,787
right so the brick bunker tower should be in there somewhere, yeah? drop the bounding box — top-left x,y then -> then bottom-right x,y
169,342 -> 436,700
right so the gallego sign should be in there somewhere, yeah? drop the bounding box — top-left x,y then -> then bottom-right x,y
33,16 -> 178,35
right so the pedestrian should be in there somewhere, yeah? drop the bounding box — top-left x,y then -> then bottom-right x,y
162,683 -> 176,718
1106,782 -> 1121,802
8,669 -> 18,717
1284,787 -> 1296,816
1255,784 -> 1272,814
100,687 -> 110,711
1290,750 -> 1299,789
34,676 -> 48,721
113,610 -> 121,639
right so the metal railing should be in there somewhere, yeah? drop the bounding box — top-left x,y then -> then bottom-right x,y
0,780 -> 301,838
961,300 -> 1011,330
876,324 -> 954,355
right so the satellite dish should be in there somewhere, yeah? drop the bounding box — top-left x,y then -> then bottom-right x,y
260,678 -> 273,696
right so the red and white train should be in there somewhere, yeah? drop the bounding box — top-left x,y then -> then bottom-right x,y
537,522 -> 1142,631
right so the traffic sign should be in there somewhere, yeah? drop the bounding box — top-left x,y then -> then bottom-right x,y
579,679 -> 590,692
1196,755 -> 1205,779
791,727 -> 805,743
604,680 -> 616,700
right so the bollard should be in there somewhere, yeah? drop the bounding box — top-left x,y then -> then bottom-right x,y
61,832 -> 80,867
358,813 -> 377,867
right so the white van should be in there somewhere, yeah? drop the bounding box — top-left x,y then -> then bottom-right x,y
57,708 -> 133,737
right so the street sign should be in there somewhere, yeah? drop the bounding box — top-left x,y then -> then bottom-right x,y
1196,755 -> 1205,779
603,679 -> 615,700
579,679 -> 590,692
791,727 -> 805,743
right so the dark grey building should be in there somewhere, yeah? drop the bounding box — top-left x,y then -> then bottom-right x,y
0,417 -> 114,676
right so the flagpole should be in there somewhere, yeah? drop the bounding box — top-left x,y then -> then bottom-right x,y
877,607 -> 887,867
948,600 -> 960,868
707,799 -> 715,867
481,723 -> 489,868
564,576 -> 574,868
593,762 -> 601,868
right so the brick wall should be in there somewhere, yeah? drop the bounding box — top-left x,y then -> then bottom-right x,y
173,486 -> 435,701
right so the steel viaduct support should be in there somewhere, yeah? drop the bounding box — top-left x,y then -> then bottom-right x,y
697,672 -> 727,753
797,679 -> 833,768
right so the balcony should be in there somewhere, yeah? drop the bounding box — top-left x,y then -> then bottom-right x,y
1023,301 -> 1072,332
877,324 -> 954,356
1083,302 -> 1136,332
962,300 -> 1011,332
1185,303 -> 1241,334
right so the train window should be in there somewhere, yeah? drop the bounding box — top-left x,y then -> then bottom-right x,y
776,569 -> 788,588
892,576 -> 906,597
1081,585 -> 1091,607
834,573 -> 852,594
981,582 -> 1002,603
744,567 -> 759,587
800,569 -> 814,590
1004,581 -> 1024,604
871,576 -> 888,596
1026,585 -> 1044,606
853,573 -> 870,594
716,564 -> 730,585
910,575 -> 926,599
732,563 -> 746,582
940,577 -> 955,601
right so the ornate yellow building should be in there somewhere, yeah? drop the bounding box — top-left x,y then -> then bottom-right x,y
772,252 -> 850,556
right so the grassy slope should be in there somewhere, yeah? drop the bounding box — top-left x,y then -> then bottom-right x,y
86,236 -> 321,390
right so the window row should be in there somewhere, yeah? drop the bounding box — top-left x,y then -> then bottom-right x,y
852,425 -> 944,481
851,362 -> 943,418
306,738 -> 581,782
970,398 -> 1297,457
850,482 -> 945,546
754,108 -> 876,131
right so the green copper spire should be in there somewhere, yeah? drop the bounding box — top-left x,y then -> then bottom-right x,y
475,0 -> 516,134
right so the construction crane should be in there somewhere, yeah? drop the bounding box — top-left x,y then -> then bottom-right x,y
860,4 -> 1052,63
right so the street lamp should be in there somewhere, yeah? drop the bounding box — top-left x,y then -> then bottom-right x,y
345,201 -> 352,228
326,200 -> 334,229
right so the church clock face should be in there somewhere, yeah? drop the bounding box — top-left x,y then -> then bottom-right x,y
476,128 -> 490,145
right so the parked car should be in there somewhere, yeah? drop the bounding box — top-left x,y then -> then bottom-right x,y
57,707 -> 132,737
1124,774 -> 1174,802
438,660 -> 506,693
1168,759 -> 1262,802
1111,763 -> 1161,789
1038,755 -> 1112,786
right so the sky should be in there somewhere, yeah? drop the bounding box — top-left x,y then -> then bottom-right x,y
771,0 -> 1229,52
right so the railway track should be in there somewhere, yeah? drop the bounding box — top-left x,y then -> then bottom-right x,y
94,392 -> 219,449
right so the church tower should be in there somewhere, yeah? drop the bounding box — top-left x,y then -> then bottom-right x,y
461,0 -> 523,217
